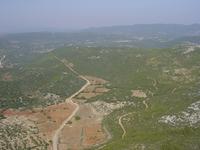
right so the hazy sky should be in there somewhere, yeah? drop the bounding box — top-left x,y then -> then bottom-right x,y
0,0 -> 199,33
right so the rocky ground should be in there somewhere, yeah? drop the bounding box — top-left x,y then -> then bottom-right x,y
0,116 -> 48,150
159,100 -> 200,126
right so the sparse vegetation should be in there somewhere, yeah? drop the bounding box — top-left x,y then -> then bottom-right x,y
0,117 -> 49,150
67,121 -> 72,124
75,116 -> 81,121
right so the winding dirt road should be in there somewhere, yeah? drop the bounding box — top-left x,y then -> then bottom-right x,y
52,56 -> 90,150
143,100 -> 148,110
118,113 -> 133,139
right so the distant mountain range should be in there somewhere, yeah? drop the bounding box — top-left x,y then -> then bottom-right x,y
0,24 -> 200,50
83,24 -> 200,38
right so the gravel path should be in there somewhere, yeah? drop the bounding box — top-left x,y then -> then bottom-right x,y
52,56 -> 90,150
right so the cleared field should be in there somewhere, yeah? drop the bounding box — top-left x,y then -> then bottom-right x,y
76,76 -> 110,101
3,102 -> 76,149
58,103 -> 108,150
56,76 -> 111,150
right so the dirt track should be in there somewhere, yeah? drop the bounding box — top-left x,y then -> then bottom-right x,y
118,100 -> 149,139
52,56 -> 91,150
118,113 -> 133,139
143,100 -> 148,109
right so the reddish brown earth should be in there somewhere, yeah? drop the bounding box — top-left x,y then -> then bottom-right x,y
3,102 -> 76,146
58,104 -> 108,150
1,72 -> 13,81
83,123 -> 106,146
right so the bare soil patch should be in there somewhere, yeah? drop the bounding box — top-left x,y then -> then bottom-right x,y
2,102 -> 76,149
83,123 -> 106,147
1,72 -> 13,81
172,68 -> 194,83
58,104 -> 108,150
146,57 -> 160,66
131,90 -> 147,98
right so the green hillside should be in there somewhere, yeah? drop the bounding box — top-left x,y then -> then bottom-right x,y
53,46 -> 200,150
